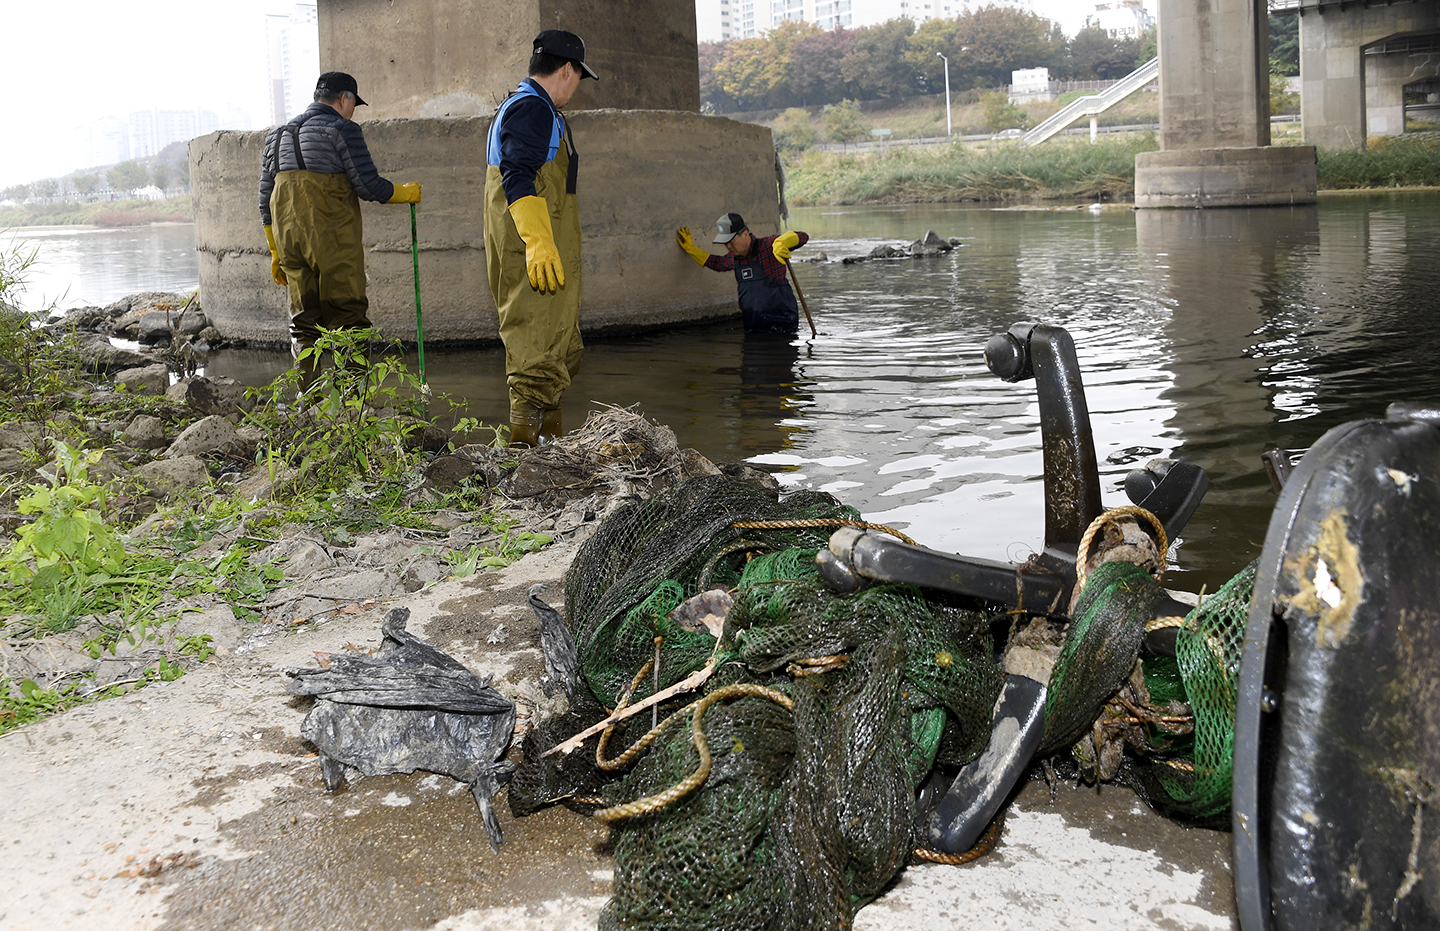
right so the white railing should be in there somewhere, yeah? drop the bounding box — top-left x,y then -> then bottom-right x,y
1022,57 -> 1160,147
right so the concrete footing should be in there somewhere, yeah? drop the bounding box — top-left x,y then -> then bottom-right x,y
190,110 -> 778,346
1134,146 -> 1318,208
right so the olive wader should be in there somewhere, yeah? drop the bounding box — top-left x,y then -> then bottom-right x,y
271,170 -> 371,389
484,94 -> 583,446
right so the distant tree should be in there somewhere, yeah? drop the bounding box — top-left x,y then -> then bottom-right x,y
822,98 -> 869,147
73,174 -> 99,197
713,37 -> 776,111
174,158 -> 191,192
1270,73 -> 1300,115
698,40 -> 736,113
951,7 -> 1066,88
904,17 -> 967,94
1,184 -> 29,202
107,160 -> 148,193
787,25 -> 857,106
1067,26 -> 1141,80
1269,14 -> 1299,75
979,90 -> 1030,132
841,18 -> 918,99
772,108 -> 818,153
32,178 -> 58,201
1136,28 -> 1158,67
152,162 -> 171,191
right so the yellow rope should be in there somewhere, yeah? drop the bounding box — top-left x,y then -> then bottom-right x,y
1074,505 -> 1168,590
912,809 -> 1006,865
592,683 -> 795,823
730,518 -> 918,547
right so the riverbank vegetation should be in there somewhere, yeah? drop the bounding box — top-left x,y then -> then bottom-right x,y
783,132 -> 1439,205
0,240 -> 536,731
0,195 -> 194,228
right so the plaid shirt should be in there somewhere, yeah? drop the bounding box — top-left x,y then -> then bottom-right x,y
704,231 -> 809,283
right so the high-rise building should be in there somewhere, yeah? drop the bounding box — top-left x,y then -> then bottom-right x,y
87,117 -> 130,167
266,3 -> 321,125
1088,0 -> 1154,39
127,108 -> 224,159
701,0 -> 1032,40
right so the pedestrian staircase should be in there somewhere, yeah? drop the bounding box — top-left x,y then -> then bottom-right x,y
1022,57 -> 1160,146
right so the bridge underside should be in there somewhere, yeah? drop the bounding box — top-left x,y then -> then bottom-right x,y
1285,0 -> 1440,149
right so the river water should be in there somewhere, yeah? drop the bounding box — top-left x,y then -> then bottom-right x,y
7,191 -> 1439,595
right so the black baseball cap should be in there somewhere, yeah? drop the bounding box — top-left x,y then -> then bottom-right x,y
713,212 -> 747,244
315,71 -> 367,106
533,29 -> 600,81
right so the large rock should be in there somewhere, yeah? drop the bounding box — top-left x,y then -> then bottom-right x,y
163,415 -> 243,459
109,292 -> 190,339
123,414 -> 168,450
181,376 -> 255,417
114,363 -> 170,395
75,334 -> 155,373
133,455 -> 211,497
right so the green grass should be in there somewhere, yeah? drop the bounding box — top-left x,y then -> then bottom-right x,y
0,196 -> 193,228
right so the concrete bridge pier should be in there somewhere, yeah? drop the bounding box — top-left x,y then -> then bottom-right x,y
190,0 -> 781,346
1135,0 -> 1318,208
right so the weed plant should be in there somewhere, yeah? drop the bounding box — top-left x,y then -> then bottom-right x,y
1319,135 -> 1440,189
786,133 -> 1157,205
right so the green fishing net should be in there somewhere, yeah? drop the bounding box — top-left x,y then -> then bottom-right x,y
508,475 -> 1260,927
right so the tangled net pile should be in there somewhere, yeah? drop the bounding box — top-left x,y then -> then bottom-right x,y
509,475 -> 1256,930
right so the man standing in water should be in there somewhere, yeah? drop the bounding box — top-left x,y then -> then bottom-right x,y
485,30 -> 598,447
259,72 -> 421,388
676,213 -> 808,334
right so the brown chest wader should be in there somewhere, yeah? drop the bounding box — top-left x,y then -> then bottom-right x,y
484,112 -> 583,446
269,115 -> 371,389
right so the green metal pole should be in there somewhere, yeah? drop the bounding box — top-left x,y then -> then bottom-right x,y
410,203 -> 427,390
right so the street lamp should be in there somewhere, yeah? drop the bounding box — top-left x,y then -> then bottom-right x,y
936,51 -> 952,139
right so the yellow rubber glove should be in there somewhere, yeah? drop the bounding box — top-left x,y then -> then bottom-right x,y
386,182 -> 422,204
676,227 -> 709,266
773,230 -> 801,263
508,195 -> 564,292
263,225 -> 287,286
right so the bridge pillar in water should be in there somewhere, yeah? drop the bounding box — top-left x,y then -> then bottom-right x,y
1135,0 -> 1318,208
191,0 -> 780,345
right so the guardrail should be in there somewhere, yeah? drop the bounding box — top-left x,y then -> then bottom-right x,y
1022,58 -> 1160,147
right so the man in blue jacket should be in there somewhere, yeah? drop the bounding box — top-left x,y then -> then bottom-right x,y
484,30 -> 598,448
258,72 -> 421,387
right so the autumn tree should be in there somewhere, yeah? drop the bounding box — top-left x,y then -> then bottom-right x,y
698,40 -> 736,112
904,17 -> 969,95
951,7 -> 1065,88
842,18 -> 918,99
787,25 -> 857,105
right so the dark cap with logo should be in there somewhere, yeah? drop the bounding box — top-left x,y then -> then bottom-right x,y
315,72 -> 368,107
533,29 -> 600,81
713,212 -> 747,244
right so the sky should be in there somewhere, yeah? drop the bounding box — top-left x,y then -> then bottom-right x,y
2,1 -> 287,188
2,1 -> 1147,189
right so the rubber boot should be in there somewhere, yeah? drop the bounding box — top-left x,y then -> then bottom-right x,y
539,408 -> 563,445
509,404 -> 543,449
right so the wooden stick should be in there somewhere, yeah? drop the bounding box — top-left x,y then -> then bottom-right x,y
541,659 -> 718,758
785,260 -> 817,338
